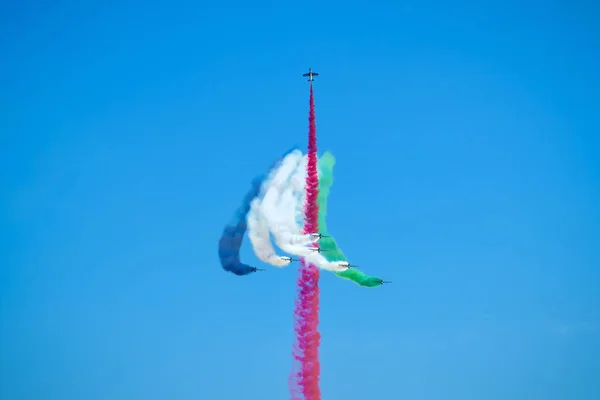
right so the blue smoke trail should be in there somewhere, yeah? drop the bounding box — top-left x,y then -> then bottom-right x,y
218,147 -> 299,276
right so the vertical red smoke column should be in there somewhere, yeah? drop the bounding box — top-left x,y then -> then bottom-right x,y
289,84 -> 321,400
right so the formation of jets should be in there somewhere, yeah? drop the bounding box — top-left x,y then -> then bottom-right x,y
256,230 -> 391,283
256,72 -> 391,285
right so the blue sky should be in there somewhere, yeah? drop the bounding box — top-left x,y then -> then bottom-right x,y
1,1 -> 599,399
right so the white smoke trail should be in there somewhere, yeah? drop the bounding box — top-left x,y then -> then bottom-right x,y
276,186 -> 315,246
246,198 -> 292,267
289,155 -> 307,229
305,253 -> 351,272
245,150 -> 306,267
261,151 -> 319,256
244,151 -> 300,267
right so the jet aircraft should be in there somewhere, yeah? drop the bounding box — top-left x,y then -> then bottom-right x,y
336,261 -> 358,269
303,68 -> 319,81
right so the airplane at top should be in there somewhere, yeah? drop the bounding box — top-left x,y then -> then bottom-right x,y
303,68 -> 319,81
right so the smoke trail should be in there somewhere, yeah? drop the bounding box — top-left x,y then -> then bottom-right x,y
275,185 -> 317,247
217,149 -> 296,276
304,252 -> 350,272
317,151 -> 389,287
246,198 -> 292,267
261,151 -> 318,256
290,84 -> 321,400
289,154 -> 308,227
245,152 -> 307,268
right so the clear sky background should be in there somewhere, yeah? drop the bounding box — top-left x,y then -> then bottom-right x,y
1,1 -> 599,399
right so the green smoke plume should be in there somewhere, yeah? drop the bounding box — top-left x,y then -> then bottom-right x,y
317,152 -> 387,287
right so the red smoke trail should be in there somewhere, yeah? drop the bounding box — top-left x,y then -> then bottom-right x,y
289,84 -> 321,400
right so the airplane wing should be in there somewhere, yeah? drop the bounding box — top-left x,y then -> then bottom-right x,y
312,73 -> 319,76
302,73 -> 310,76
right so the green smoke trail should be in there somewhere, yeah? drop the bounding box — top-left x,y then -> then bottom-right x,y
317,152 -> 386,287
